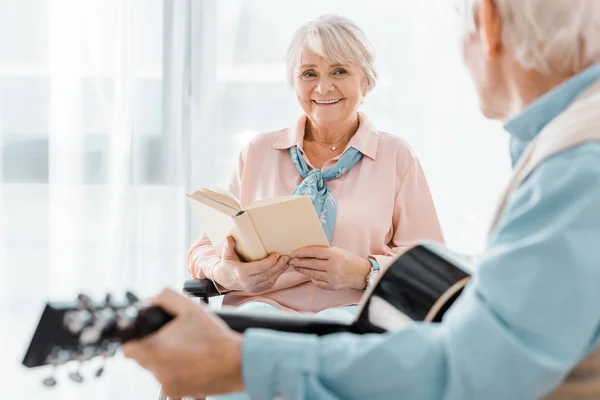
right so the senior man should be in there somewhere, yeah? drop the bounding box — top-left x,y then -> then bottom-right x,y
123,1 -> 600,399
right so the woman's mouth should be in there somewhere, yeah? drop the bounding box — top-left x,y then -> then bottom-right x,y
313,99 -> 342,105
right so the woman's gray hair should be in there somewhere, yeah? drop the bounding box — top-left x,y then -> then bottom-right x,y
286,15 -> 378,94
457,0 -> 600,73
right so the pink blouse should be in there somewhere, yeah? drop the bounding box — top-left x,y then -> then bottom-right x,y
188,113 -> 444,313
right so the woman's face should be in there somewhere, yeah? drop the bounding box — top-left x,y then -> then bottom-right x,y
293,50 -> 366,128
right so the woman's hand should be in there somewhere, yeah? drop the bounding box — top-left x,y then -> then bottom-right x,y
290,246 -> 371,291
122,289 -> 244,398
213,236 -> 290,293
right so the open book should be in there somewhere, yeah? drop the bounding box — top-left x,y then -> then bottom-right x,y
187,187 -> 329,261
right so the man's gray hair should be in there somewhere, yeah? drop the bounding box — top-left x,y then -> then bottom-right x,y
457,0 -> 600,72
286,15 -> 378,94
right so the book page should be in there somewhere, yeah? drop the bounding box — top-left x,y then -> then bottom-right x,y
245,195 -> 303,210
189,188 -> 241,211
246,196 -> 329,257
187,195 -> 237,257
208,186 -> 242,207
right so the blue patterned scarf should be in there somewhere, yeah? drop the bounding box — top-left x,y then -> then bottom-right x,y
289,146 -> 363,242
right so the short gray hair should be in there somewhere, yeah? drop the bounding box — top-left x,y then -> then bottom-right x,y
457,0 -> 600,73
286,15 -> 378,94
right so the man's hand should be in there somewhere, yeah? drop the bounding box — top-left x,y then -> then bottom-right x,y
214,236 -> 290,293
290,246 -> 371,290
122,289 -> 244,399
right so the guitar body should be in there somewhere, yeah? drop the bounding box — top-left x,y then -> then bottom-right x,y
23,243 -> 473,375
364,243 -> 472,328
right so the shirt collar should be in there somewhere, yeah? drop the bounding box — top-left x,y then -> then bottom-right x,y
504,63 -> 600,165
272,112 -> 379,160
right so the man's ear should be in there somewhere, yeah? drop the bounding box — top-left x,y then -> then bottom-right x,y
479,0 -> 502,60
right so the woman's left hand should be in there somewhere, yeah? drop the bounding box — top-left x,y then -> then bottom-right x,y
290,247 -> 371,291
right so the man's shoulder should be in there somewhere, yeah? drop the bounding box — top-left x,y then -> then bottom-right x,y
524,141 -> 600,196
542,142 -> 600,172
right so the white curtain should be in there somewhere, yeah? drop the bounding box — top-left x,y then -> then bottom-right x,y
0,0 -> 512,398
1,0 -> 193,398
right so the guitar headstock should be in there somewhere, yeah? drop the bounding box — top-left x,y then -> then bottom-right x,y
22,291 -> 173,387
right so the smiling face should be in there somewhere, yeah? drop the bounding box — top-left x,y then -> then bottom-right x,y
293,50 -> 366,128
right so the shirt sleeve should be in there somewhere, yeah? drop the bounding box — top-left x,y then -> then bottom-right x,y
242,144 -> 600,400
373,153 -> 444,270
187,146 -> 247,287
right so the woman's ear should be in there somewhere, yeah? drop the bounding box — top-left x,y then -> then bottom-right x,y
479,0 -> 502,61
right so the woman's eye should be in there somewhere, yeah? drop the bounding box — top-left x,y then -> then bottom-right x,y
333,69 -> 348,76
301,71 -> 317,79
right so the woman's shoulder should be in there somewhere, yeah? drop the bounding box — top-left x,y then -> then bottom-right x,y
375,131 -> 418,160
373,132 -> 425,187
243,128 -> 290,152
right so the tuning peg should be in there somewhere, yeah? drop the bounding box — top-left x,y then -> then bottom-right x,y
64,309 -> 93,335
106,341 -> 119,357
42,375 -> 57,387
94,365 -> 105,377
95,341 -> 117,378
125,291 -> 139,304
77,293 -> 94,310
68,370 -> 84,384
68,362 -> 85,384
95,306 -> 116,328
116,306 -> 138,330
42,366 -> 58,387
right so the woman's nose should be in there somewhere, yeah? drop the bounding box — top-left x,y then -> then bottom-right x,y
315,77 -> 334,94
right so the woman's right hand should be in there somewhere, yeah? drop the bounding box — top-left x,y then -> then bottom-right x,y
212,236 -> 290,293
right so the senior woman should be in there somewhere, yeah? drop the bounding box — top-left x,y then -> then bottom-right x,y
187,14 -> 443,320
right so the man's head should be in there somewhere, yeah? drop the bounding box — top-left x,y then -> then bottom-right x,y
457,0 -> 600,120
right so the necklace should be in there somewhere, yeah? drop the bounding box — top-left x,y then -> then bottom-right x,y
306,133 -> 348,151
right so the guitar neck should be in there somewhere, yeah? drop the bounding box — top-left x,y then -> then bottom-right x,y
115,306 -> 354,344
215,308 -> 354,335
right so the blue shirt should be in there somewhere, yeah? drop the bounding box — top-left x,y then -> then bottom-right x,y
241,64 -> 600,400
